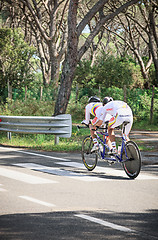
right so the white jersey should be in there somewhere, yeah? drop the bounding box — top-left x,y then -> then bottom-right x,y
98,100 -> 133,136
83,102 -> 111,125
83,102 -> 103,125
99,100 -> 132,121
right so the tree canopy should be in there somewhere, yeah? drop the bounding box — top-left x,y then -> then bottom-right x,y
0,0 -> 157,114
0,28 -> 36,101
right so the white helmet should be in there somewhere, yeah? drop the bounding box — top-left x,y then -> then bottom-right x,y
103,96 -> 113,106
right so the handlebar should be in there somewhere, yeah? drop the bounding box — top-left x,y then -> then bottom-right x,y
77,125 -> 88,129
77,124 -> 108,131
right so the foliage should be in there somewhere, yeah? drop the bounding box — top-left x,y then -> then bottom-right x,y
94,54 -> 144,88
0,86 -> 157,126
149,63 -> 157,87
12,80 -> 56,102
66,94 -> 85,121
0,90 -> 157,152
74,54 -> 144,98
74,60 -> 94,85
0,98 -> 55,116
94,54 -> 130,87
99,86 -> 124,101
0,28 -> 37,101
67,86 -> 158,124
74,60 -> 98,99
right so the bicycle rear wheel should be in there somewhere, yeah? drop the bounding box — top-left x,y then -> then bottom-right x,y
82,136 -> 98,171
122,141 -> 141,179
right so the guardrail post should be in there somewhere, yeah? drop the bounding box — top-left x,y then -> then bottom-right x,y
7,132 -> 12,140
55,136 -> 59,145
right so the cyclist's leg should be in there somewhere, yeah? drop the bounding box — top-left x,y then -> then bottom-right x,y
108,113 -> 122,153
124,112 -> 133,141
106,135 -> 112,149
90,117 -> 102,151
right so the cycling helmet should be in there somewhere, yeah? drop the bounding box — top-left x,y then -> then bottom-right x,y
103,96 -> 113,105
88,96 -> 101,103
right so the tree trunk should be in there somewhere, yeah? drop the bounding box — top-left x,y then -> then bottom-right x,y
133,49 -> 150,82
75,84 -> 79,104
150,85 -> 155,124
36,35 -> 51,85
123,85 -> 127,102
54,0 -> 78,115
25,85 -> 27,100
54,0 -> 140,115
8,80 -> 12,100
148,7 -> 158,85
40,86 -> 43,101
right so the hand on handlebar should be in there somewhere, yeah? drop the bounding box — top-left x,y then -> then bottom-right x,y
89,124 -> 96,131
81,120 -> 89,128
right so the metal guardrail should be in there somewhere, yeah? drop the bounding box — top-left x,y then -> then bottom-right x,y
0,114 -> 72,140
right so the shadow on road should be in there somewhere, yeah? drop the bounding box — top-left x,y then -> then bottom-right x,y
0,209 -> 158,240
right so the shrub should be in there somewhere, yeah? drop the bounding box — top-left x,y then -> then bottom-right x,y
0,98 -> 55,116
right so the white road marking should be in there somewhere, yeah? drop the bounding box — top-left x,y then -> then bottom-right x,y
0,167 -> 57,184
0,147 -> 70,161
146,165 -> 158,167
56,162 -> 158,180
0,155 -> 18,159
56,161 -> 128,178
19,196 -> 55,207
14,163 -> 50,169
1,146 -> 157,180
75,214 -> 135,232
56,162 -> 85,169
13,163 -> 105,182
0,187 -> 7,192
16,150 -> 71,161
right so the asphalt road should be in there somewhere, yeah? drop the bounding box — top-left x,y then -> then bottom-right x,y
0,146 -> 158,240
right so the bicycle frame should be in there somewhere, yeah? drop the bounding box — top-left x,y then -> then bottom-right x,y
96,130 -> 129,163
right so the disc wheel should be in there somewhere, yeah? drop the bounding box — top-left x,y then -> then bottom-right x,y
82,136 -> 98,171
122,141 -> 141,179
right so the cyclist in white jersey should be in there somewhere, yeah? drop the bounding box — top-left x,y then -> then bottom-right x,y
89,97 -> 133,153
82,96 -> 111,152
81,97 -> 103,126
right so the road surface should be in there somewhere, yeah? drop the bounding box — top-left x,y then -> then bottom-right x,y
0,146 -> 158,240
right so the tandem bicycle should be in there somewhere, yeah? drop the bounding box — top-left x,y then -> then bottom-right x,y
77,121 -> 141,179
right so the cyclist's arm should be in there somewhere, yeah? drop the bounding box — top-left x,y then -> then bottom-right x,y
89,120 -> 103,130
81,104 -> 91,125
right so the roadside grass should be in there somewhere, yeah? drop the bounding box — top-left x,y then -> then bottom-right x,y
133,120 -> 158,131
0,123 -> 157,152
0,125 -> 90,152
135,140 -> 157,152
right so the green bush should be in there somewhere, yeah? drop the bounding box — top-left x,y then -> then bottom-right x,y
68,86 -> 158,124
66,93 -> 85,121
0,98 -> 55,116
100,86 -> 124,101
0,87 -> 157,125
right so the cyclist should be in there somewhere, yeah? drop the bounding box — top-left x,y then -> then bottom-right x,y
82,96 -> 111,152
81,96 -> 102,126
89,97 -> 133,154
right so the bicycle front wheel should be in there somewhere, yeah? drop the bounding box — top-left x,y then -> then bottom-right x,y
122,141 -> 141,179
82,136 -> 98,171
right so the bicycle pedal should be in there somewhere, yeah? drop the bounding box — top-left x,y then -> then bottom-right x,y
108,151 -> 117,156
108,153 -> 115,156
107,160 -> 115,165
91,149 -> 98,153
